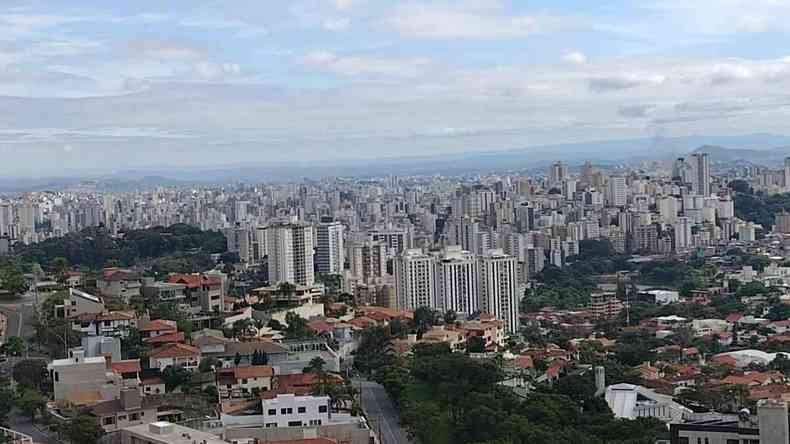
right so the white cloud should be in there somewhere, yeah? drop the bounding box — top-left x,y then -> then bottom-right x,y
562,51 -> 587,65
301,50 -> 432,78
332,0 -> 355,11
323,17 -> 350,31
387,2 -> 566,39
646,0 -> 790,34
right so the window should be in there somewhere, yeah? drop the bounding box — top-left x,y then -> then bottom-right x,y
298,407 -> 306,413
281,408 -> 287,415
103,417 -> 115,426
104,321 -> 112,326
268,409 -> 276,415
129,413 -> 139,421
265,423 -> 277,428
318,405 -> 328,413
54,372 -> 59,382
309,419 -> 322,426
288,421 -> 303,427
287,408 -> 293,414
242,379 -> 248,384
118,415 -> 127,421
726,440 -> 739,444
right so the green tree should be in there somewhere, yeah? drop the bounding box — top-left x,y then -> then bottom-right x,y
466,336 -> 486,353
0,387 -> 14,425
16,389 -> 46,422
354,326 -> 395,377
12,359 -> 46,390
0,262 -> 27,296
64,412 -> 104,444
51,257 -> 70,286
1,336 -> 25,356
303,357 -> 326,374
162,366 -> 191,392
284,312 -> 314,339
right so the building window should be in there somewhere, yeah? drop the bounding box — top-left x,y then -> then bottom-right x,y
288,421 -> 303,427
268,409 -> 276,415
318,405 -> 328,413
298,407 -> 306,413
265,423 -> 277,428
103,417 -> 115,425
129,413 -> 140,421
281,408 -> 287,415
309,420 -> 322,426
242,379 -> 248,384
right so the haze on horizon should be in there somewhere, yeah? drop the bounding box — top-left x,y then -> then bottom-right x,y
4,0 -> 790,177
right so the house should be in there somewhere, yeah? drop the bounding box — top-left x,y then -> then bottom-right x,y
71,311 -> 137,337
605,383 -> 693,423
47,348 -> 121,404
110,359 -> 142,390
719,371 -> 785,387
138,319 -> 178,338
216,365 -> 275,399
148,343 -> 202,371
143,332 -> 185,346
63,271 -> 84,288
97,268 -> 142,302
167,273 -> 224,313
59,288 -> 105,319
141,281 -> 187,305
119,422 -> 226,444
89,388 -> 171,433
221,394 -> 331,429
420,325 -> 465,350
250,284 -> 322,306
141,376 -> 166,396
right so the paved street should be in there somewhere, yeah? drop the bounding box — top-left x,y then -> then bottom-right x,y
354,378 -> 414,444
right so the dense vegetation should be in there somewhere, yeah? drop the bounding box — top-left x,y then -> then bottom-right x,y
730,181 -> 790,230
356,329 -> 667,444
524,240 -> 630,310
15,223 -> 226,270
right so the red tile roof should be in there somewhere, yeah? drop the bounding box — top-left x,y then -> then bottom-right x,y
139,319 -> 177,332
167,273 -> 221,288
111,359 -> 141,374
143,331 -> 185,345
149,342 -> 201,359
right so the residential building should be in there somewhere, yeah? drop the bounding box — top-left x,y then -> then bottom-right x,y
265,221 -> 315,286
478,249 -> 519,333
315,220 -> 344,275
395,249 -> 436,311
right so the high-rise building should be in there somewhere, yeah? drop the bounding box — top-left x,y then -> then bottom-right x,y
395,249 -> 436,311
692,152 -> 711,196
548,161 -> 568,188
674,217 -> 692,252
478,249 -> 519,333
315,220 -> 344,275
607,176 -> 627,207
348,238 -> 387,282
434,246 -> 478,315
265,222 -> 315,286
776,212 -> 790,234
224,225 -> 255,264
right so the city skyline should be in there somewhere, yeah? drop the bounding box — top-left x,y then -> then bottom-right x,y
4,1 -> 790,176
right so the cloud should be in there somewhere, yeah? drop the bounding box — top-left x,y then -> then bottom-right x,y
619,104 -> 655,118
179,16 -> 267,38
301,50 -> 431,78
588,74 -> 666,92
323,17 -> 350,31
562,51 -> 587,65
332,0 -> 355,10
387,2 -> 565,39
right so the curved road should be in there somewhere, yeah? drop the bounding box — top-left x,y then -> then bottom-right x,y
353,378 -> 414,444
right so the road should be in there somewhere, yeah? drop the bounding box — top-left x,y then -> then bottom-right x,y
354,378 -> 414,444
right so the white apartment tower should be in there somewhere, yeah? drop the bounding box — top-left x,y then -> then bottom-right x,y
395,249 -> 436,311
478,249 -> 520,333
607,176 -> 627,207
674,217 -> 692,252
265,222 -> 315,286
315,220 -> 344,275
434,246 -> 479,315
692,152 -> 711,196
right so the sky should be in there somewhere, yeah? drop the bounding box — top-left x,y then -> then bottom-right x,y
5,0 -> 790,177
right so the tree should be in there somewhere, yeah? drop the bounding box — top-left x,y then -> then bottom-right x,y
51,257 -> 70,286
0,387 -> 13,425
443,310 -> 457,325
466,336 -> 486,353
162,366 -> 191,392
12,359 -> 46,390
252,350 -> 269,365
413,306 -> 436,336
1,336 -> 24,356
16,389 -> 46,422
284,312 -> 314,339
64,412 -> 104,444
177,319 -> 193,338
199,357 -> 222,373
304,357 -> 326,374
354,326 -> 395,377
0,262 -> 27,296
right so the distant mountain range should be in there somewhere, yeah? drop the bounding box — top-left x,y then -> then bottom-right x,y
4,132 -> 790,192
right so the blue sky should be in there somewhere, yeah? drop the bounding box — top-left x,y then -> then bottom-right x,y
4,0 -> 790,176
